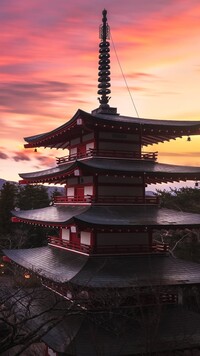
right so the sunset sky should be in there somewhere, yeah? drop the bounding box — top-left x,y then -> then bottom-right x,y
0,0 -> 200,187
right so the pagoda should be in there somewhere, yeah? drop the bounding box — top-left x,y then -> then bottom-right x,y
4,9 -> 200,355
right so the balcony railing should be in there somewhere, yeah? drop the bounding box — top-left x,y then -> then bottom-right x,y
54,195 -> 92,203
53,195 -> 159,205
56,149 -> 158,164
48,236 -> 169,255
42,280 -> 177,308
96,242 -> 169,254
48,236 -> 92,254
96,195 -> 160,204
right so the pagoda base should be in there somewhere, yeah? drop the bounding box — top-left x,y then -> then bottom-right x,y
91,106 -> 119,115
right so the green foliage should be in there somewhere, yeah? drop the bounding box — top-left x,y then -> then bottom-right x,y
0,182 -> 18,234
157,187 -> 200,213
156,188 -> 200,263
17,185 -> 50,210
0,183 -> 50,248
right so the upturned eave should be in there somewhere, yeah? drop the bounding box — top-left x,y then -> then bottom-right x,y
23,109 -> 200,148
18,158 -> 200,185
11,205 -> 200,229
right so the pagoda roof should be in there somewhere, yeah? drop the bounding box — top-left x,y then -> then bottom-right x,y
42,306 -> 200,354
3,246 -> 200,287
5,286 -> 200,354
19,158 -> 200,184
24,109 -> 200,148
11,205 -> 200,229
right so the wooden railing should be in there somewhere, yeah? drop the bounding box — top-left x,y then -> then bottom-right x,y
48,236 -> 92,254
96,195 -> 160,204
48,236 -> 169,255
53,195 -> 159,205
41,279 -> 177,308
54,195 -> 92,203
159,293 -> 178,304
96,242 -> 169,254
131,293 -> 178,306
56,149 -> 158,164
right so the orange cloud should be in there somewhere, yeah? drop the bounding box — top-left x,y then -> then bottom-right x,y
0,1 -> 200,181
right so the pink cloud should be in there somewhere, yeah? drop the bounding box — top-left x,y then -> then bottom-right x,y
12,152 -> 30,162
0,81 -> 73,116
0,151 -> 9,159
0,0 -> 200,181
35,155 -> 55,167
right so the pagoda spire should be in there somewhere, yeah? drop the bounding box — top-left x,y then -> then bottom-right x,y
92,9 -> 118,115
98,9 -> 111,107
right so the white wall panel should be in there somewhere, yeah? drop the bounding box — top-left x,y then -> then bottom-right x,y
62,228 -> 70,241
80,231 -> 91,245
67,187 -> 74,196
86,142 -> 94,151
84,186 -> 93,195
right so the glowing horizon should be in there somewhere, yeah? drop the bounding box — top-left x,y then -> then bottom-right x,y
0,0 -> 200,184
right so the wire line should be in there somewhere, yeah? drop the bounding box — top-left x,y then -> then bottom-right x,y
110,32 -> 140,118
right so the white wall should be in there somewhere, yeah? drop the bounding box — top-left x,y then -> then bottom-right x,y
86,142 -> 94,151
62,228 -> 70,241
84,186 -> 93,196
80,231 -> 91,245
47,348 -> 57,356
67,187 -> 74,197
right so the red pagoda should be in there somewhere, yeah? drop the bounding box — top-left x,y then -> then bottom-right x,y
4,9 -> 200,355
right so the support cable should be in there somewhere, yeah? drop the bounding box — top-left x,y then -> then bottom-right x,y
110,32 -> 140,118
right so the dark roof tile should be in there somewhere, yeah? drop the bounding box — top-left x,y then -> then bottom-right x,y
19,158 -> 200,180
3,246 -> 200,287
12,205 -> 200,228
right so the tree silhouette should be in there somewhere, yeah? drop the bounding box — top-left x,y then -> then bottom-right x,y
157,187 -> 200,213
0,183 -> 50,249
17,185 -> 49,210
0,182 -> 17,234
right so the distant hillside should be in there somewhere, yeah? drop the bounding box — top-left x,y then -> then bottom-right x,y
46,185 -> 64,198
0,178 -> 17,190
0,178 -> 6,189
0,178 -> 64,197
